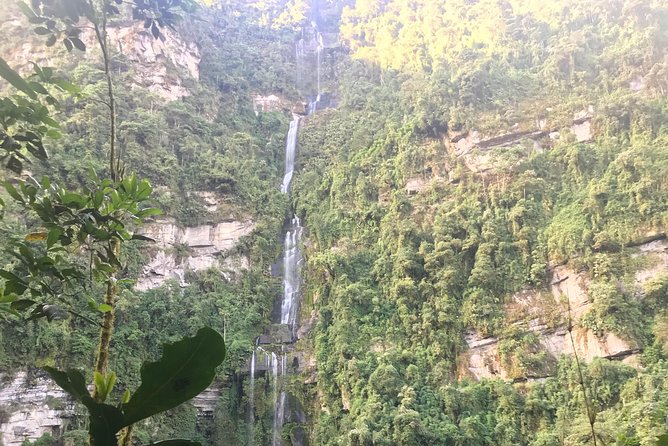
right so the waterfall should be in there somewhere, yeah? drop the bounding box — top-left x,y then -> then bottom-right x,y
280,115 -> 300,194
281,215 -> 303,327
271,352 -> 282,446
272,391 -> 287,446
307,22 -> 324,115
316,30 -> 323,99
267,19 -> 324,444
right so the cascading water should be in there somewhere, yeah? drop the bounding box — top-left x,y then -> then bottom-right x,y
272,392 -> 288,446
280,116 -> 300,194
316,27 -> 323,98
250,16 -> 322,444
281,215 -> 303,327
307,22 -> 324,115
271,90 -> 304,446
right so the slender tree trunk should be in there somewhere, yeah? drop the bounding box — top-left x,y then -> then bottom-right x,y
91,8 -> 117,182
566,295 -> 598,446
93,260 -> 117,381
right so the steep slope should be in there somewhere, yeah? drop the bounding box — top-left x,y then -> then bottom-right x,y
0,2 -> 302,444
289,1 -> 668,445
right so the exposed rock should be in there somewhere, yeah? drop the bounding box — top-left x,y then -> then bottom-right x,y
136,251 -> 188,290
448,110 -> 596,174
453,131 -> 482,156
296,310 -> 318,340
284,393 -> 310,446
405,176 -> 429,195
632,238 -> 668,286
263,324 -> 294,344
462,332 -> 505,380
550,265 -> 590,319
1,7 -> 200,102
83,22 -> 200,101
191,382 -> 223,417
630,76 -> 644,91
254,94 -> 287,113
0,372 -> 73,446
141,219 -> 255,250
462,239 -> 666,380
193,191 -> 220,213
136,219 -> 254,290
571,120 -> 592,142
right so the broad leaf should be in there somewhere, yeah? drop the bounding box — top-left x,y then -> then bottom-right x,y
88,403 -> 125,446
0,57 -> 37,99
43,367 -> 91,402
122,327 -> 225,425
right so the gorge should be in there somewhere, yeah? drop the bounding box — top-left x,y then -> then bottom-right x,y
1,0 -> 668,445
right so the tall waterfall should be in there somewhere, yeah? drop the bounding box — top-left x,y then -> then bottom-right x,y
281,215 -> 303,326
280,116 -> 300,193
272,391 -> 288,446
253,17 -> 323,445
271,87 -> 304,446
307,22 -> 324,115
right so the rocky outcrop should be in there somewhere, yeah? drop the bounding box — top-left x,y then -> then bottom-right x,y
633,238 -> 668,285
191,382 -> 223,417
460,239 -> 666,381
253,94 -> 305,115
0,372 -> 73,446
88,22 -> 201,101
405,176 -> 430,195
136,219 -> 255,291
448,109 -> 594,174
1,7 -> 199,102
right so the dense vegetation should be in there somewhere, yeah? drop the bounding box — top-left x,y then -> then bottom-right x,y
290,0 -> 668,445
1,0 -> 667,445
0,1 -> 301,443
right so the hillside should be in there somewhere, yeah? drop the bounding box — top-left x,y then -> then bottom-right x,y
0,0 -> 667,446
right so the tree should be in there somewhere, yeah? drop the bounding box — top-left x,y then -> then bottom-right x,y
0,1 -> 224,445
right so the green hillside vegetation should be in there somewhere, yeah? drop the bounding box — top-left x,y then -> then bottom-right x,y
290,0 -> 668,444
0,0 -> 667,445
0,1 -> 301,443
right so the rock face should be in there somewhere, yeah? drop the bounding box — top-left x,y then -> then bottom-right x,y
136,219 -> 255,291
94,22 -> 201,101
0,372 -> 73,446
191,382 -> 223,417
460,239 -> 666,380
405,176 -> 429,195
1,7 -> 200,102
448,110 -> 594,174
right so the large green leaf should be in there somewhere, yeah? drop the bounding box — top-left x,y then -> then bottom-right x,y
657,435 -> 668,446
0,57 -> 37,99
122,327 -> 225,425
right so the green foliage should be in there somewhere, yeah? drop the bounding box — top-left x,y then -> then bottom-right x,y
0,172 -> 159,320
45,327 -> 224,446
290,1 -> 668,444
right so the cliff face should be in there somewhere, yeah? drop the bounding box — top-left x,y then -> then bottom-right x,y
461,237 -> 667,380
136,217 -> 255,290
0,7 -> 200,101
85,22 -> 201,101
0,372 -> 72,446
